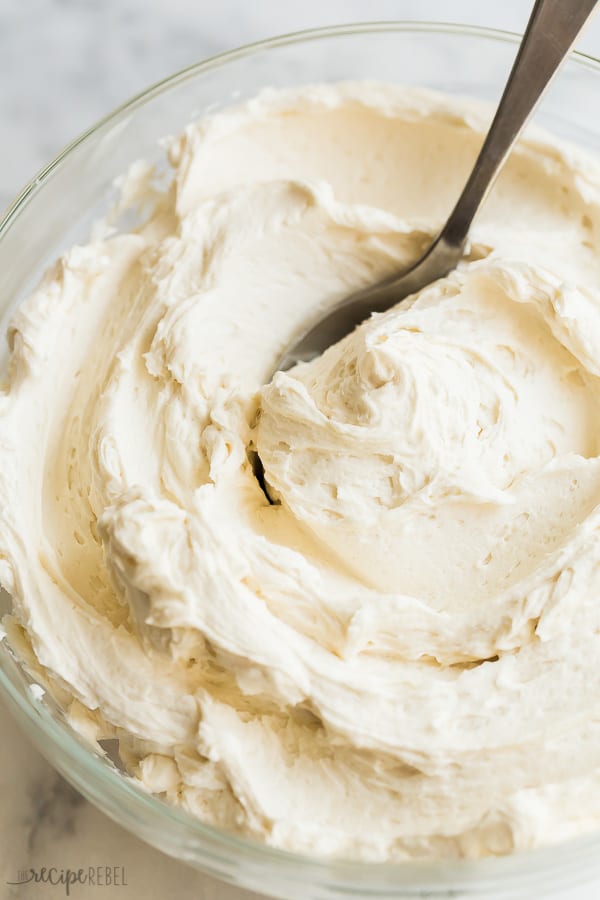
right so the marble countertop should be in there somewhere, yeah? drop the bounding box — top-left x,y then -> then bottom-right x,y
1,2 -> 600,898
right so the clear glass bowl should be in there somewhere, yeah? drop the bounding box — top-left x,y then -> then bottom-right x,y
1,22 -> 600,900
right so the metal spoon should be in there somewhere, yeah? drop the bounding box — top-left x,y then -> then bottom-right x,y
275,0 -> 598,373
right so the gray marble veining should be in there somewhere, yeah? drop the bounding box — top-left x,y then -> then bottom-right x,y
1,2 -> 600,898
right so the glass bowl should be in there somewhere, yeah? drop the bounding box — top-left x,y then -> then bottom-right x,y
1,21 -> 600,900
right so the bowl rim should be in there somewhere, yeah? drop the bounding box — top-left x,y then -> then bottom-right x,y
1,19 -> 600,892
2,18 -> 600,233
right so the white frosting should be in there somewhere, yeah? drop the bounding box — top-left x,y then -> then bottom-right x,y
2,83 -> 600,860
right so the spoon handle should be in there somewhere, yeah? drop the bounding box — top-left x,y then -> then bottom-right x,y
440,0 -> 598,253
274,0 -> 599,372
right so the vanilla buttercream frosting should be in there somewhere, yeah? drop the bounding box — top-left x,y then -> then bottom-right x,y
2,83 -> 600,860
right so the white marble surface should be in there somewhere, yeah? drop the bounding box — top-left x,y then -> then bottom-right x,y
1,2 -> 600,899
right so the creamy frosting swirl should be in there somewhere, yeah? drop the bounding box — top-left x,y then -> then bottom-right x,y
1,83 -> 600,860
